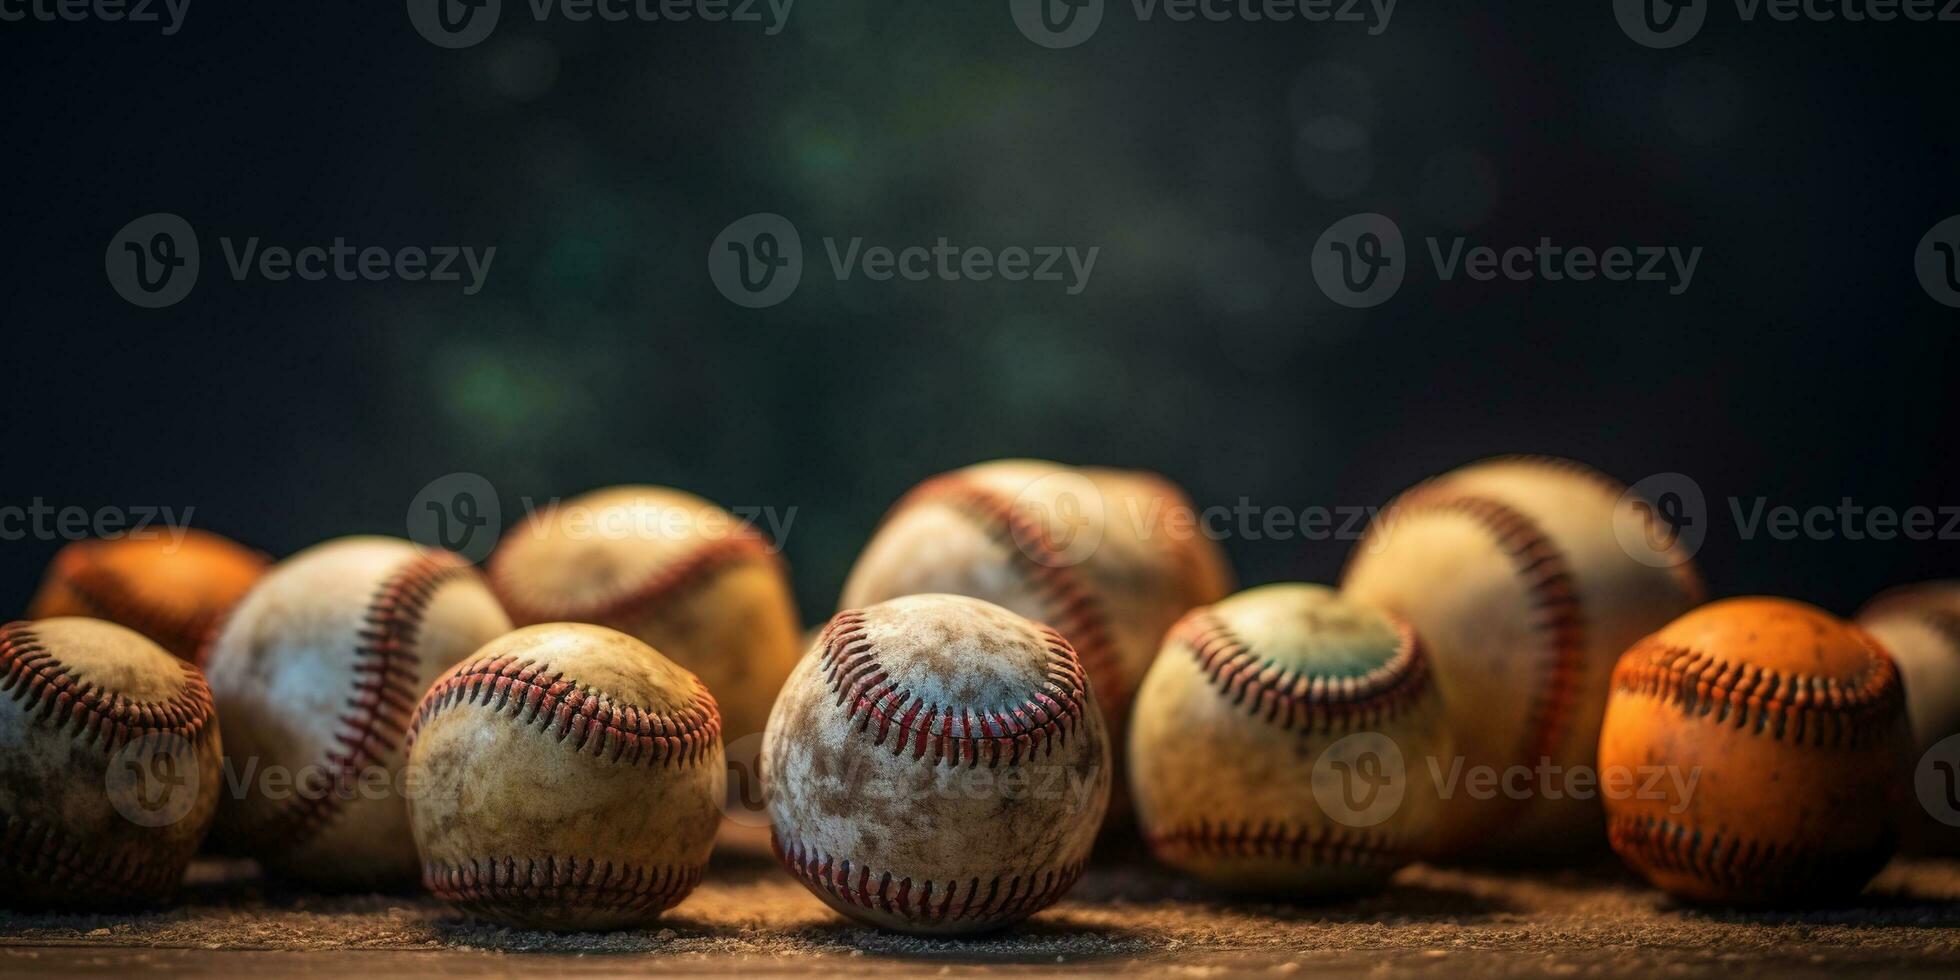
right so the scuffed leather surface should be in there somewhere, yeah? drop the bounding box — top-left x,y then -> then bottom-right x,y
1600,597 -> 1911,904
1343,458 -> 1700,858
1130,585 -> 1449,895
763,594 -> 1110,934
489,485 -> 801,751
202,536 -> 511,887
407,623 -> 724,931
0,618 -> 222,908
840,460 -> 1230,737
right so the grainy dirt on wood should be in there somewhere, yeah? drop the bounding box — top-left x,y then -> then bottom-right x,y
4,847 -> 1960,975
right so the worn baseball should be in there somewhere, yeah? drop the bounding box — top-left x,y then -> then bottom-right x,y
839,460 -> 1232,743
764,594 -> 1111,934
1,618 -> 222,908
1084,466 -> 1237,625
1130,584 -> 1448,896
28,530 -> 269,662
1855,582 -> 1960,852
1599,597 -> 1911,905
489,486 -> 800,760
1341,455 -> 1703,859
202,536 -> 512,887
1857,582 -> 1960,753
407,623 -> 724,930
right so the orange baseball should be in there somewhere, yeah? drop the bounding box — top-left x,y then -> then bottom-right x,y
1599,597 -> 1912,905
28,530 -> 269,662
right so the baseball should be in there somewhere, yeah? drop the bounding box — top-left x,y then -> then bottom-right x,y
1341,455 -> 1703,859
202,536 -> 512,887
1855,582 -> 1960,852
1857,582 -> 1960,753
1,617 -> 222,908
1599,597 -> 1912,905
763,594 -> 1111,934
839,459 -> 1231,742
488,486 -> 801,757
1130,584 -> 1448,895
406,623 -> 724,930
28,530 -> 269,663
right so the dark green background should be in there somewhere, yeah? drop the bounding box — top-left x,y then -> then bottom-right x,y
2,3 -> 1953,620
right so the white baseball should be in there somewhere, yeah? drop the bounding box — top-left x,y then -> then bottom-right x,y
489,486 -> 801,756
203,536 -> 512,887
1857,581 -> 1960,752
840,459 -> 1231,742
1341,456 -> 1702,859
763,594 -> 1111,934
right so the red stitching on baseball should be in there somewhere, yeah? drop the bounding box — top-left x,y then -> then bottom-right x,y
490,522 -> 781,626
1147,820 -> 1411,869
1351,489 -> 1586,768
407,656 -> 722,767
1608,812 -> 1895,893
894,475 -> 1127,716
424,855 -> 702,918
1482,454 -> 1709,606
0,813 -> 185,903
0,621 -> 215,753
772,831 -> 1084,926
817,609 -> 1090,769
227,552 -> 478,852
1168,609 -> 1430,733
1611,637 -> 1904,749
